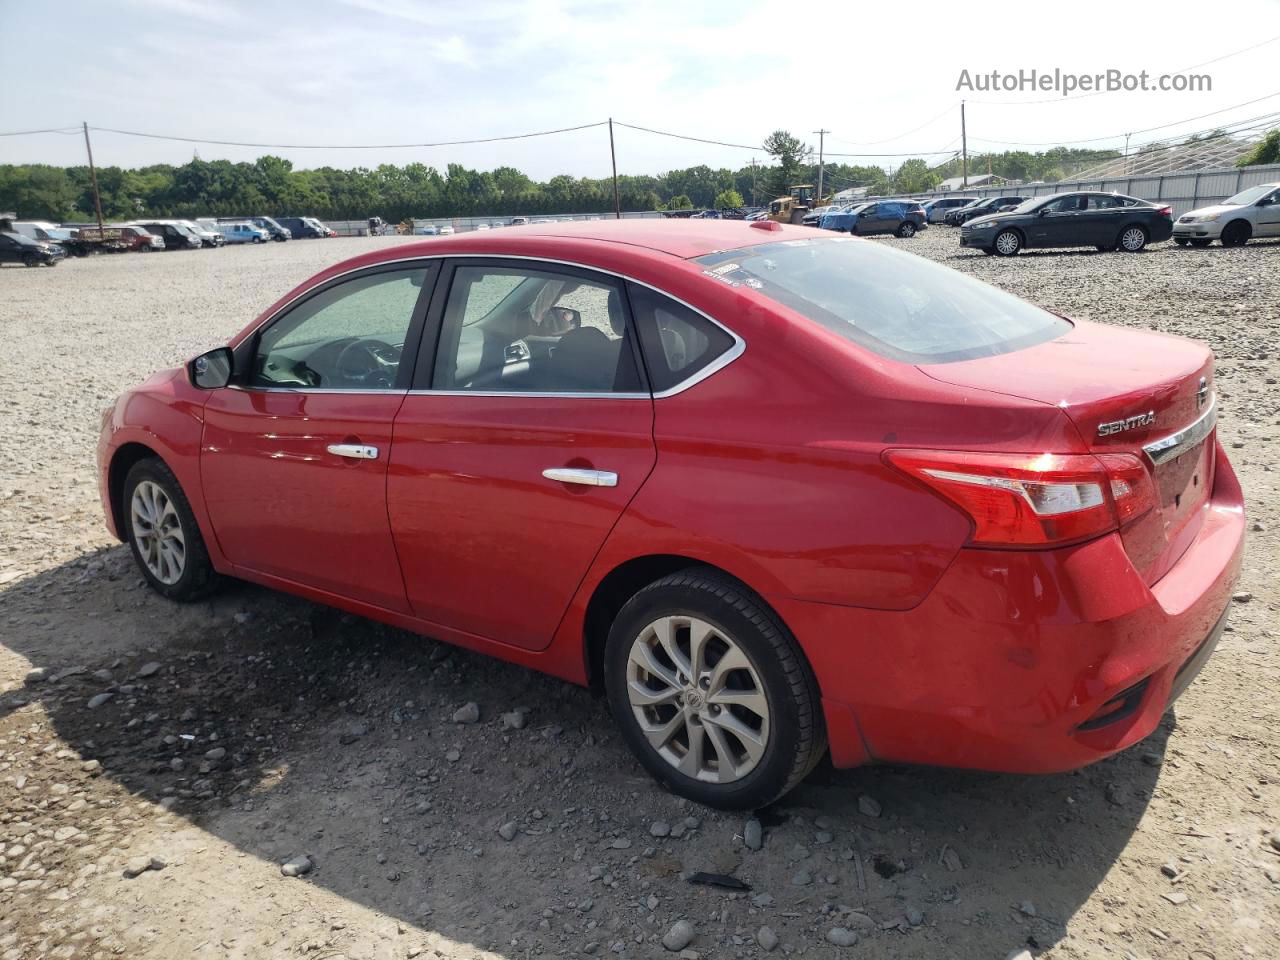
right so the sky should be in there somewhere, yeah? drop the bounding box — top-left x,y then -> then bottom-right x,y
3,0 -> 1279,179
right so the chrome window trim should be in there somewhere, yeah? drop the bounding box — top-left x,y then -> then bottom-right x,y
1143,395 -> 1217,466
236,252 -> 745,400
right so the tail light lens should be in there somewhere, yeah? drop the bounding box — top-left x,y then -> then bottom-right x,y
1157,205 -> 1173,218
886,450 -> 1156,547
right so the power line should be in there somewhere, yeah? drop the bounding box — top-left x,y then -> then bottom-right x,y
965,91 -> 1280,147
0,126 -> 81,137
615,121 -> 958,157
86,121 -> 609,149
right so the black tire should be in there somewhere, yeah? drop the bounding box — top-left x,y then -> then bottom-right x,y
1116,224 -> 1148,252
1190,239 -> 1212,248
22,254 -> 39,267
604,567 -> 826,810
122,458 -> 219,601
896,221 -> 917,238
1220,220 -> 1251,247
1095,244 -> 1112,252
993,229 -> 1022,256
1173,238 -> 1188,246
980,247 -> 995,256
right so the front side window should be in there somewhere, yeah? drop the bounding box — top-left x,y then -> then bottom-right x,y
251,266 -> 432,389
694,237 -> 1069,364
431,265 -> 641,393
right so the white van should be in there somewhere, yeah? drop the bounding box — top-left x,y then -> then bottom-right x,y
214,221 -> 270,244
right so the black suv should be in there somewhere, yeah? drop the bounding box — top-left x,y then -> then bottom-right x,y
0,231 -> 66,266
134,221 -> 202,250
960,191 -> 1174,255
276,216 -> 325,239
951,195 -> 1027,225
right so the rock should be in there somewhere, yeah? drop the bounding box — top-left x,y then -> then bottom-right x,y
744,818 -> 763,851
1160,862 -> 1179,878
662,920 -> 695,952
610,837 -> 632,849
500,710 -> 527,730
940,846 -> 963,872
1105,782 -> 1129,806
757,926 -> 778,952
80,759 -> 102,774
339,722 -> 367,745
826,928 -> 858,947
1268,833 -> 1280,852
1006,951 -> 1034,960
650,821 -> 671,838
857,795 -> 882,818
122,856 -> 165,878
137,661 -> 162,677
205,747 -> 227,761
790,870 -> 813,886
498,821 -> 518,841
87,692 -> 114,709
844,912 -> 876,932
814,830 -> 833,844
1018,900 -> 1036,917
281,854 -> 314,877
24,667 -> 49,684
1162,891 -> 1189,905
906,907 -> 924,926
445,749 -> 461,762
1232,591 -> 1253,603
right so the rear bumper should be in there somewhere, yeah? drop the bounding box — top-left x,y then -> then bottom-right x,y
777,439 -> 1245,773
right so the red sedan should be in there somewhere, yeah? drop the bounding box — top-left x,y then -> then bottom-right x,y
96,220 -> 1244,809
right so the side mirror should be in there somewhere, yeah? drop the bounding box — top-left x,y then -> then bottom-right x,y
189,347 -> 233,389
1038,207 -> 1052,217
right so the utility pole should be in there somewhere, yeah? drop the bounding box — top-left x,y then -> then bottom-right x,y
960,101 -> 968,188
813,129 -> 829,202
750,157 -> 758,204
608,118 -> 621,219
1124,132 -> 1132,175
82,122 -> 105,234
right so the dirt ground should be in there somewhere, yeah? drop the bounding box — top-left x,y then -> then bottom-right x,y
1,230 -> 1277,960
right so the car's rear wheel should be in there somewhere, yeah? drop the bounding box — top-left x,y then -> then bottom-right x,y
1190,239 -> 1212,247
896,221 -> 917,238
980,247 -> 995,255
1117,225 -> 1148,252
1221,220 -> 1251,247
123,458 -> 219,601
604,568 -> 825,810
993,229 -> 1022,256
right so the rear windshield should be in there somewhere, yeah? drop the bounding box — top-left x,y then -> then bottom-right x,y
694,237 -> 1070,364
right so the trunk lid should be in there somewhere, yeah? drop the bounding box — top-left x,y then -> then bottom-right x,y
919,319 -> 1216,583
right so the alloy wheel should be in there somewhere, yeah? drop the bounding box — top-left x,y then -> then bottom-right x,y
130,480 -> 186,585
625,615 -> 770,784
1120,227 -> 1146,251
995,230 -> 1020,255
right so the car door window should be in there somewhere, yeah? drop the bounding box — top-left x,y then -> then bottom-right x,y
627,283 -> 736,393
1086,195 -> 1121,210
251,266 -> 432,390
1041,196 -> 1082,214
431,264 -> 643,394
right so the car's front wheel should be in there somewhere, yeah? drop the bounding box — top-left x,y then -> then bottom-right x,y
896,221 -> 917,238
993,229 -> 1022,256
604,569 -> 825,810
1221,220 -> 1251,247
123,458 -> 219,601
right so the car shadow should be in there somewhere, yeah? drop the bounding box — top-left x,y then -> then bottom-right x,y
1,546 -> 1170,958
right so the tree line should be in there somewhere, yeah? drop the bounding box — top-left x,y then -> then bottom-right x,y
0,134 -> 1131,223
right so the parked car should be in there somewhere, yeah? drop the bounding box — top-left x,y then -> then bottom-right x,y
0,230 -> 66,266
5,220 -> 63,242
510,216 -> 530,226
94,220 -> 1241,809
133,221 -> 202,250
1172,182 -> 1280,247
944,199 -> 992,225
800,205 -> 837,227
275,217 -> 325,239
817,203 -> 868,231
961,192 -> 1174,256
826,200 -> 927,237
921,197 -> 974,223
110,225 -> 165,251
214,222 -> 270,244
952,196 -> 1027,225
437,224 -> 455,235
306,218 -> 336,238
178,220 -> 224,247
415,225 -> 439,236
217,216 -> 290,241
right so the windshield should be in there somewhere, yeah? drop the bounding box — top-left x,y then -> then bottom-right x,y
694,237 -> 1070,364
1223,184 -> 1274,206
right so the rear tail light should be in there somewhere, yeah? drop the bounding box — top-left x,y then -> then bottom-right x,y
1157,205 -> 1173,218
885,450 -> 1156,547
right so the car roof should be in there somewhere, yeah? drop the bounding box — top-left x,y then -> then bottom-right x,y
368,218 -> 825,260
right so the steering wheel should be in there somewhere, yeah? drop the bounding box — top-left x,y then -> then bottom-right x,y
335,339 -> 399,387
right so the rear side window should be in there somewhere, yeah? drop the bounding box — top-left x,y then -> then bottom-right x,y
694,237 -> 1069,364
627,283 -> 735,393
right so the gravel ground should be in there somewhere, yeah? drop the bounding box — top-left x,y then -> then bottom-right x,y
1,231 -> 1277,960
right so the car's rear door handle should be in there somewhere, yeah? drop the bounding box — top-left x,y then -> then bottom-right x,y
542,467 -> 618,487
327,443 -> 379,460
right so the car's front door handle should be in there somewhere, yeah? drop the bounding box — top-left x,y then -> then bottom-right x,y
327,443 -> 379,460
542,467 -> 618,487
